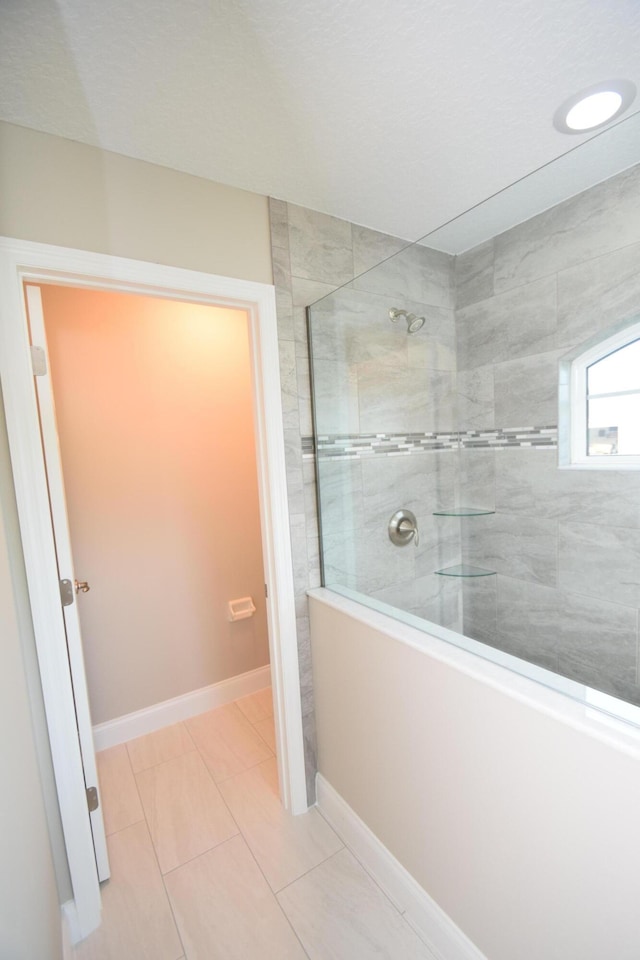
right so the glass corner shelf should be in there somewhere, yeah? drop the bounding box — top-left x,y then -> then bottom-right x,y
433,508 -> 495,517
435,563 -> 496,578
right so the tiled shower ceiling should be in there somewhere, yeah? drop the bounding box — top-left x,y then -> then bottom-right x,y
1,0 -> 640,240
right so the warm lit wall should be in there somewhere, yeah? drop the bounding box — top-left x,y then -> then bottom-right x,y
311,591 -> 640,960
0,121 -> 272,283
40,285 -> 269,724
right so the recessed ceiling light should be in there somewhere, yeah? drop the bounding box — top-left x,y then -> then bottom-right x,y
553,80 -> 636,135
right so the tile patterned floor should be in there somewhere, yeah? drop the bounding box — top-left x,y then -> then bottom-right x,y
76,688 -> 434,959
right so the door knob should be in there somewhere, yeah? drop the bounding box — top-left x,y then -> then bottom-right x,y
74,579 -> 90,594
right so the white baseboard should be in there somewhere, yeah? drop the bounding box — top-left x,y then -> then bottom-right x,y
316,775 -> 487,960
93,665 -> 271,751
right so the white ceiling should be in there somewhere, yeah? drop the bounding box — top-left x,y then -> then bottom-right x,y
2,0 -> 640,241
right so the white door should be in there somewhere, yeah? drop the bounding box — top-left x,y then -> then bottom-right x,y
25,284 -> 110,882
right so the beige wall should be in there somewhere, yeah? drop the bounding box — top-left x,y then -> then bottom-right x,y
41,285 -> 269,723
0,394 -> 62,960
310,593 -> 640,960
0,120 -> 273,935
0,121 -> 272,284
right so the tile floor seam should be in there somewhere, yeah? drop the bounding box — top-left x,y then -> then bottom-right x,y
158,829 -> 244,878
250,717 -> 276,750
104,813 -> 145,839
125,743 -> 188,960
238,824 -> 314,960
272,843 -> 346,896
127,741 -> 187,960
314,805 -> 410,919
127,744 -> 200,775
125,722 -> 198,774
313,807 -> 449,959
212,750 -> 275,785
185,703 -> 275,782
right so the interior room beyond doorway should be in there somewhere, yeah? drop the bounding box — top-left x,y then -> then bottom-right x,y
38,284 -> 270,729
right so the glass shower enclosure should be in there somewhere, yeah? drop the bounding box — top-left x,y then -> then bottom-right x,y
308,112 -> 640,715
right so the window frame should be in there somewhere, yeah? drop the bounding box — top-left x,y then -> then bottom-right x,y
559,318 -> 640,470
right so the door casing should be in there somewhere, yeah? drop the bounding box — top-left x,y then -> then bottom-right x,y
0,237 -> 307,943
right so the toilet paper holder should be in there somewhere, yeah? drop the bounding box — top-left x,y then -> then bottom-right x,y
227,597 -> 256,621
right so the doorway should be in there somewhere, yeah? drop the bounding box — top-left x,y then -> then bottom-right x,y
36,284 -> 271,732
0,238 -> 306,943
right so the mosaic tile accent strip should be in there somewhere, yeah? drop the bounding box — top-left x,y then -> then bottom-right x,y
303,426 -> 558,460
460,426 -> 558,449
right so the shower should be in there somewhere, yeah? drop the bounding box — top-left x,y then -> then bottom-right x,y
389,307 -> 425,334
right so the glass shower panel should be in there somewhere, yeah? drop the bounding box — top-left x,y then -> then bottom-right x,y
308,240 -> 464,634
309,113 -> 640,717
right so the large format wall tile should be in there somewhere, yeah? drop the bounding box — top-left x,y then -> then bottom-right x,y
457,366 -> 495,430
454,238 -> 494,309
406,304 -> 456,371
287,204 -> 354,285
558,521 -> 640,608
555,591 -> 638,689
455,162 -> 640,711
494,575 -> 639,696
358,367 -> 457,434
457,276 -> 557,370
351,224 -> 408,278
371,573 -> 462,628
458,448 -> 496,512
353,240 -> 453,308
493,164 -> 640,292
463,512 -> 558,587
495,577 -> 560,671
462,576 -> 497,645
556,239 -> 640,350
493,350 -> 560,427
311,359 -> 359,434
495,448 -> 640,529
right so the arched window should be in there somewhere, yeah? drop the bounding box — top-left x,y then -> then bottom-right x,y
559,320 -> 640,469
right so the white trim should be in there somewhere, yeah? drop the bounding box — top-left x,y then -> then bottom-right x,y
25,283 -> 109,883
93,665 -> 271,751
0,238 -> 307,940
316,775 -> 487,960
560,318 -> 640,469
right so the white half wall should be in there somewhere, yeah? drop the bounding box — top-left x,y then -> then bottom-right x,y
309,588 -> 640,960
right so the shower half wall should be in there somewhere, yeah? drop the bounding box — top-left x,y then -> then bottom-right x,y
308,158 -> 640,712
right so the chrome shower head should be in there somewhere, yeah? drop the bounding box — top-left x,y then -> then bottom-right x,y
389,307 -> 425,335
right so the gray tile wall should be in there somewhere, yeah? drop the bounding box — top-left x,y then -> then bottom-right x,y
457,162 -> 640,706
269,203 -> 462,803
271,161 -> 640,795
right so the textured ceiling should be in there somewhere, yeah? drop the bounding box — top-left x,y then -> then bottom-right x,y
1,0 -> 640,241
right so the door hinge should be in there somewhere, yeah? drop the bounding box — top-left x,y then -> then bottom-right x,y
59,578 -> 74,607
86,786 -> 99,813
265,583 -> 268,598
30,344 -> 47,376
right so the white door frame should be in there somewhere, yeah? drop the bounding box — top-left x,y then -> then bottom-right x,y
0,237 -> 307,941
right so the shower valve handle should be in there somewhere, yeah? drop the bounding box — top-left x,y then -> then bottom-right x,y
398,518 -> 419,546
388,510 -> 419,547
